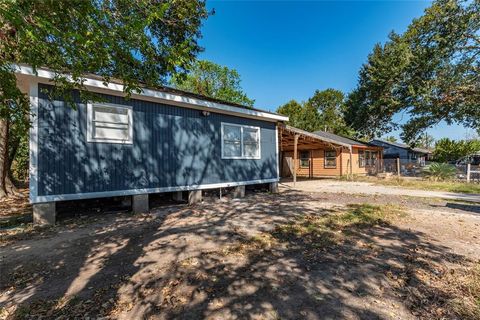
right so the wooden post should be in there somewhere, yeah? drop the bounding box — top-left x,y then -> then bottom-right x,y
293,134 -> 299,186
467,163 -> 471,183
397,157 -> 401,177
349,148 -> 353,178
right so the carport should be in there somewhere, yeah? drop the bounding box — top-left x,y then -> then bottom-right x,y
278,124 -> 383,182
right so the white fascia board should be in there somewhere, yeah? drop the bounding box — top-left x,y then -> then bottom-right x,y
14,65 -> 289,123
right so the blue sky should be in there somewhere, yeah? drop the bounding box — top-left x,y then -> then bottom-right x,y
197,0 -> 470,141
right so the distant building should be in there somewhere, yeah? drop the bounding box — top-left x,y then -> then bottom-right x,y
279,126 -> 383,178
369,139 -> 432,166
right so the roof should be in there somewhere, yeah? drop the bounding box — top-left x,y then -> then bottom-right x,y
283,125 -> 353,148
371,139 -> 432,154
14,64 -> 288,122
281,125 -> 381,149
313,131 -> 372,147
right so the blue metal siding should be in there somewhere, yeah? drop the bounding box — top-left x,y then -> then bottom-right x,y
370,140 -> 409,159
37,84 -> 277,197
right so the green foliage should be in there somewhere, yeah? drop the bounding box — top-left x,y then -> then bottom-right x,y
277,89 -> 355,136
306,89 -> 355,136
384,136 -> 398,143
422,162 -> 457,181
170,60 -> 254,106
276,100 -> 304,128
0,0 -> 209,185
417,133 -> 435,150
345,0 -> 480,142
434,138 -> 480,162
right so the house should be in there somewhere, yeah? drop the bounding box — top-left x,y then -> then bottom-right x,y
15,65 -> 288,225
279,125 -> 383,178
369,139 -> 432,166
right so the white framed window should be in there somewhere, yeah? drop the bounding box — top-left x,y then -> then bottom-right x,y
221,122 -> 261,159
87,103 -> 133,144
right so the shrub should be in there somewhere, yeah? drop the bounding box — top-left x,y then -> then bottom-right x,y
422,163 -> 457,181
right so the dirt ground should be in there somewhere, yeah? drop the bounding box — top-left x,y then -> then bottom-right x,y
281,179 -> 480,203
1,185 -> 479,319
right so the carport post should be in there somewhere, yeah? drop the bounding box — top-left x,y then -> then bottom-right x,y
349,147 -> 353,177
293,134 -> 299,186
397,157 -> 401,177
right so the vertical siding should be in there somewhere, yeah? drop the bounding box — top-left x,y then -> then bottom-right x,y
37,84 -> 278,197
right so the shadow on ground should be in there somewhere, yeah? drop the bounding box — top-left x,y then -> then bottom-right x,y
0,190 -> 473,319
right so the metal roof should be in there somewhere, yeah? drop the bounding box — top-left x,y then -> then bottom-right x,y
370,139 -> 432,154
282,126 -> 381,149
14,64 -> 288,122
313,131 -> 373,147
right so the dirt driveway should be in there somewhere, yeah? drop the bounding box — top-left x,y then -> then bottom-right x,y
282,179 -> 480,203
1,188 -> 479,319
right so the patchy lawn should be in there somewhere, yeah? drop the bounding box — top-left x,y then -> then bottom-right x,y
344,175 -> 480,194
1,190 -> 479,319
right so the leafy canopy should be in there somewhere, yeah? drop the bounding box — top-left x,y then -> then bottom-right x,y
0,0 -> 210,114
277,89 -> 355,136
0,0 -> 209,197
170,60 -> 254,106
433,138 -> 480,162
345,0 -> 480,143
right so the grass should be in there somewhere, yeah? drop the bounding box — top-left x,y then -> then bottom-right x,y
449,261 -> 480,320
342,175 -> 480,194
273,203 -> 406,248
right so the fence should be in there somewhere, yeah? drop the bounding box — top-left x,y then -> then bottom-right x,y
383,158 -> 427,177
466,164 -> 480,183
382,159 -> 480,183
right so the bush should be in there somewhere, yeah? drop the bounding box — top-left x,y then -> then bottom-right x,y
422,163 -> 457,181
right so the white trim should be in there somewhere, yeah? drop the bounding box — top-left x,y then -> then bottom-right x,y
275,124 -> 279,179
14,65 -> 289,123
87,102 -> 133,144
31,178 -> 279,203
221,122 -> 261,160
29,81 -> 39,203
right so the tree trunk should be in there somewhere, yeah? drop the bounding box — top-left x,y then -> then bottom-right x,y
0,119 -> 19,198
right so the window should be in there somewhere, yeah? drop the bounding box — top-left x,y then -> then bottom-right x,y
324,150 -> 337,168
87,103 -> 133,144
359,150 -> 365,167
300,151 -> 310,168
221,123 -> 260,159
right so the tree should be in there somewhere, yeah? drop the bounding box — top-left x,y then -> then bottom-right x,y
346,0 -> 480,143
384,136 -> 398,143
171,60 -> 254,106
277,89 -> 356,135
0,0 -> 210,198
417,133 -> 435,150
306,89 -> 355,136
433,138 -> 480,162
277,100 -> 304,129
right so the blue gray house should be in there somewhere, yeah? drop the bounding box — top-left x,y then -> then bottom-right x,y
370,139 -> 432,166
15,65 -> 288,225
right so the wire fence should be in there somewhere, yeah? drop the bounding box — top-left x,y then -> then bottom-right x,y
382,159 -> 480,183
